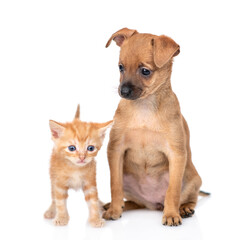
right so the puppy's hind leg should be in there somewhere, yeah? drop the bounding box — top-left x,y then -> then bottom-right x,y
103,201 -> 145,211
124,201 -> 145,211
179,175 -> 202,218
179,201 -> 196,218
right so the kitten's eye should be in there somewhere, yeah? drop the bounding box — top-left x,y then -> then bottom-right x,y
141,68 -> 151,76
68,145 -> 76,151
87,145 -> 95,152
119,64 -> 124,73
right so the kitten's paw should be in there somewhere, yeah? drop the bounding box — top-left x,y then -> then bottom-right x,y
89,218 -> 105,228
44,209 -> 56,219
53,215 -> 69,226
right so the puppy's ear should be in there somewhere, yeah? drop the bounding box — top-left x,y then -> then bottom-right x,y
106,28 -> 138,48
152,35 -> 180,68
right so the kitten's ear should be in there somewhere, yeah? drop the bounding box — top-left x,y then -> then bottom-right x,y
74,104 -> 80,119
49,120 -> 65,139
98,120 -> 113,138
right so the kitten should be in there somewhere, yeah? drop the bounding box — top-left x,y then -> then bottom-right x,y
44,105 -> 112,227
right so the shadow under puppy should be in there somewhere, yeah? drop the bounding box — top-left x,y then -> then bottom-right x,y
103,28 -> 208,226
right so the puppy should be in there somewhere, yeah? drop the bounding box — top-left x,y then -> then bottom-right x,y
103,28 -> 203,226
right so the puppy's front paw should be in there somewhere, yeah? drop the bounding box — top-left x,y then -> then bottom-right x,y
89,218 -> 105,228
53,215 -> 69,226
102,207 -> 122,220
162,213 -> 182,226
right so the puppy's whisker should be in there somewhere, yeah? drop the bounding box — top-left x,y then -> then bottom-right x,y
112,86 -> 119,95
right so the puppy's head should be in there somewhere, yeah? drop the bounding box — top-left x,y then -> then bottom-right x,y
106,28 -> 180,100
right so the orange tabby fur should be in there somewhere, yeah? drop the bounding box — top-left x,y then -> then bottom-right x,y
44,105 -> 112,227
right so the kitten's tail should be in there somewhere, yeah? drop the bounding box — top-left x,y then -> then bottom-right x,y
74,104 -> 80,119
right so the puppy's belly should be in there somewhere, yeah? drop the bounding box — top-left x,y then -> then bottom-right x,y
122,128 -> 169,207
123,172 -> 169,207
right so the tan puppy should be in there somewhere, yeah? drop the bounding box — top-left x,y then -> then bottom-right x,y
103,28 -> 204,226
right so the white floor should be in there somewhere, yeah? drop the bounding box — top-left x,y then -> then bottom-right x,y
1,173 -> 234,240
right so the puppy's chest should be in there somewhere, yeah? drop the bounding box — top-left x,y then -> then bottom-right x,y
123,107 -> 167,151
126,106 -> 160,130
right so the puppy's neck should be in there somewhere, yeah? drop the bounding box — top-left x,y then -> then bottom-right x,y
133,94 -> 157,112
155,77 -> 172,105
133,77 -> 172,111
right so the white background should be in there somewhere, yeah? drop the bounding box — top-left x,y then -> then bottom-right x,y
0,0 -> 235,239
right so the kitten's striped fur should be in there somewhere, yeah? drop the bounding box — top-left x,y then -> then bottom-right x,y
44,105 -> 112,227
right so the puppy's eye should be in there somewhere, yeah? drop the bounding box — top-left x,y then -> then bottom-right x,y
119,64 -> 124,73
141,68 -> 151,76
68,145 -> 76,151
87,145 -> 95,152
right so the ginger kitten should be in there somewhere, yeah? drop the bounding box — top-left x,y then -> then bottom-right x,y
44,105 -> 112,227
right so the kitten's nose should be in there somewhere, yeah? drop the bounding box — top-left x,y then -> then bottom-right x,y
79,154 -> 85,161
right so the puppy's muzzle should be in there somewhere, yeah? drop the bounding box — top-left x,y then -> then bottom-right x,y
121,85 -> 132,98
119,82 -> 142,100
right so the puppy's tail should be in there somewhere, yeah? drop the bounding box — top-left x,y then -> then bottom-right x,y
199,190 -> 211,197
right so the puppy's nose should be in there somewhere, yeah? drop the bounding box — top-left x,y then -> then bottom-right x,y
121,85 -> 132,98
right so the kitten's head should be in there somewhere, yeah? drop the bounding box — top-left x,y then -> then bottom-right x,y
49,115 -> 113,166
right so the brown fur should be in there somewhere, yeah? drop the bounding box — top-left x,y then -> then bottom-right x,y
44,105 -> 112,227
103,28 -> 203,226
